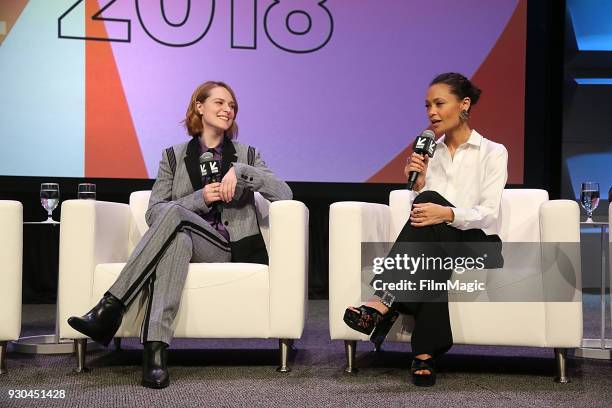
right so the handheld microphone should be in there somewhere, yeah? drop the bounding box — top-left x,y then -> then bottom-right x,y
199,152 -> 221,182
407,130 -> 436,190
199,152 -> 223,212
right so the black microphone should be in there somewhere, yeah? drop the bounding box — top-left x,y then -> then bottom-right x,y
199,152 -> 223,212
199,152 -> 221,182
407,130 -> 436,190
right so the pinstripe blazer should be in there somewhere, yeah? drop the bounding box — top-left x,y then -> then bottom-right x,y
145,136 -> 292,264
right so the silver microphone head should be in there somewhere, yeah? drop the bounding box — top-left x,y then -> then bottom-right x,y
422,129 -> 436,140
199,152 -> 214,163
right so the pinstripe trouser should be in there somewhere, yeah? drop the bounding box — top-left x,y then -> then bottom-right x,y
107,203 -> 232,345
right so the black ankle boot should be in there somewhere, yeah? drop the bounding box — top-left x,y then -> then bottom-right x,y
142,341 -> 169,389
67,293 -> 125,346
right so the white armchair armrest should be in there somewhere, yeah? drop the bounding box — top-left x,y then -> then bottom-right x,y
0,201 -> 22,341
540,199 -> 583,347
58,200 -> 130,338
268,200 -> 309,338
329,202 -> 391,339
389,189 -> 417,239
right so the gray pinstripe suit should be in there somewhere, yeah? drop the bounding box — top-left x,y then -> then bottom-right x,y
107,136 -> 292,345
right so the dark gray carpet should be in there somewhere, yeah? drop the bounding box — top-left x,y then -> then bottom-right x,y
1,296 -> 611,408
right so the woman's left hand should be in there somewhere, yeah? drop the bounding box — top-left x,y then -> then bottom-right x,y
410,203 -> 454,227
220,167 -> 237,203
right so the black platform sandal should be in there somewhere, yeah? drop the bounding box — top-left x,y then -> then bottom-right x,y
411,357 -> 436,387
343,306 -> 398,338
343,305 -> 382,335
370,310 -> 399,348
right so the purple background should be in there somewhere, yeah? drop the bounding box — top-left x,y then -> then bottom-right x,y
103,0 -> 518,181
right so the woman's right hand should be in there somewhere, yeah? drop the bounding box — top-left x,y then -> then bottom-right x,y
203,182 -> 222,206
404,152 -> 429,191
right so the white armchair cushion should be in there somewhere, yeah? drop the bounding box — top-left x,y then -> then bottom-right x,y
92,263 -> 270,338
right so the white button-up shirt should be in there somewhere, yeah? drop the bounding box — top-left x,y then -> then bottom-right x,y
420,129 -> 508,235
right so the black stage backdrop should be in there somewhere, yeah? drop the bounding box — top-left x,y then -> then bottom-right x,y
0,0 -> 565,303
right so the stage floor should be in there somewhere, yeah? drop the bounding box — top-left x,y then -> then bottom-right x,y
1,297 -> 611,408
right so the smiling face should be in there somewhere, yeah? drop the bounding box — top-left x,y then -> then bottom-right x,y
425,83 -> 471,135
196,86 -> 236,135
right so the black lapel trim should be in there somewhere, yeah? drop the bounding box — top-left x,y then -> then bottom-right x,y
230,234 -> 269,264
221,137 -> 238,177
185,136 -> 202,191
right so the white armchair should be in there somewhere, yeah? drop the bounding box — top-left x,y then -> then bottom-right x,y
58,191 -> 308,372
329,189 -> 582,382
0,201 -> 23,374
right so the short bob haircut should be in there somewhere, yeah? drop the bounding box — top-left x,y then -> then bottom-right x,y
183,81 -> 239,139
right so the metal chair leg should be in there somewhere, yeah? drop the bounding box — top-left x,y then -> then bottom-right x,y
276,339 -> 292,373
73,339 -> 90,373
113,338 -> 122,351
554,348 -> 570,383
0,341 -> 7,374
344,340 -> 358,373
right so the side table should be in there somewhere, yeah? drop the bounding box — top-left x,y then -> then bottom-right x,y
575,221 -> 611,359
12,221 -> 100,354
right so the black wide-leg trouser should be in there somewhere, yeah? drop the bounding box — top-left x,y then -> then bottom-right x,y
387,190 -> 499,357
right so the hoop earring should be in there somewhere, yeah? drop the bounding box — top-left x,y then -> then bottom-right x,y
459,109 -> 470,121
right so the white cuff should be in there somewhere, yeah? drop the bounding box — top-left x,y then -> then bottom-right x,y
448,207 -> 467,229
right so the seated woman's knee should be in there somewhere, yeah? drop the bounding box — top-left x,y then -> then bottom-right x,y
413,190 -> 445,205
158,203 -> 189,224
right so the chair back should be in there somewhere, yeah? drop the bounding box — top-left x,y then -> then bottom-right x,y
498,189 -> 548,242
389,189 -> 549,242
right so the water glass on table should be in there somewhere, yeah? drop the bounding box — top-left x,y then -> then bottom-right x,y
77,183 -> 96,200
40,183 -> 59,223
580,181 -> 600,223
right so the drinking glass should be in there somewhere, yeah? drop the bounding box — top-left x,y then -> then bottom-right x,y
77,183 -> 96,200
40,183 -> 60,223
580,182 -> 600,223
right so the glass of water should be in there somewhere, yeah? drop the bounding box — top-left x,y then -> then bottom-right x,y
40,183 -> 60,223
580,181 -> 600,223
77,183 -> 96,200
